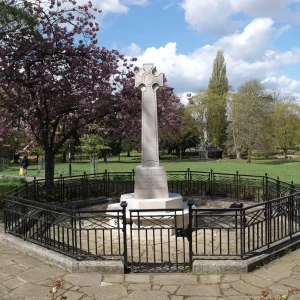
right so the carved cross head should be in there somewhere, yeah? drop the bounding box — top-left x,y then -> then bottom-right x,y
135,63 -> 163,92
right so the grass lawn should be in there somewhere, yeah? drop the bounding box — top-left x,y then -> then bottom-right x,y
1,154 -> 300,185
0,176 -> 27,208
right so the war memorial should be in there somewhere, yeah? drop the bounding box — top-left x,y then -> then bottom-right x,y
2,64 -> 300,274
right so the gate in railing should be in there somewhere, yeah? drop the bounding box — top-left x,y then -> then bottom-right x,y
126,208 -> 190,273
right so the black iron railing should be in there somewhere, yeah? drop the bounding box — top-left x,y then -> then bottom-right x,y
3,169 -> 300,272
6,169 -> 300,204
4,195 -> 126,260
190,191 -> 300,259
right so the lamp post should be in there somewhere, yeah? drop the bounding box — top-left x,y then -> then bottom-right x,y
69,140 -> 72,176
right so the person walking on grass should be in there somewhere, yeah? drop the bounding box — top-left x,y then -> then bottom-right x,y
21,155 -> 29,177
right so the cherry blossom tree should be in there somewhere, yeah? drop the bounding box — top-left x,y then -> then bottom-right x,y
0,0 -> 136,181
103,76 -> 181,151
0,0 -> 39,38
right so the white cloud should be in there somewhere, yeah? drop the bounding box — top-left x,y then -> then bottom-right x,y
133,42 -> 213,92
230,0 -> 288,16
126,18 -> 300,98
181,0 -> 300,35
123,0 -> 148,4
122,43 -> 142,56
179,92 -> 196,105
217,18 -> 275,61
164,1 -> 176,10
76,0 -> 147,16
263,76 -> 300,96
98,0 -> 128,14
181,0 -> 241,35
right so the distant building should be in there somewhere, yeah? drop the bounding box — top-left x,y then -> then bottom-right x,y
206,144 -> 222,159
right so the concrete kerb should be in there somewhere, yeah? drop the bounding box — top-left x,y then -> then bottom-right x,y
193,236 -> 300,274
0,232 -> 124,273
1,228 -> 300,275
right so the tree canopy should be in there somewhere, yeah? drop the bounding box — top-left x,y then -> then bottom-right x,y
208,49 -> 229,97
102,78 -> 181,151
206,49 -> 229,148
0,0 -> 137,180
0,0 -> 39,38
226,79 -> 273,162
272,102 -> 300,158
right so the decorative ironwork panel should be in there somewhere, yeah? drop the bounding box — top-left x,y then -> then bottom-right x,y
192,208 -> 244,257
129,209 -> 189,273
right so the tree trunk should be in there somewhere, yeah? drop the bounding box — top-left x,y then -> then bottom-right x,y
247,149 -> 251,163
127,151 -> 131,157
236,151 -> 241,160
45,150 -> 55,184
284,150 -> 288,160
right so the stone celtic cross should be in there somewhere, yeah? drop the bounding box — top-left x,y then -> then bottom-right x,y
135,63 -> 163,168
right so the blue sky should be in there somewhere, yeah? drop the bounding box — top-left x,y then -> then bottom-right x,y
83,0 -> 300,102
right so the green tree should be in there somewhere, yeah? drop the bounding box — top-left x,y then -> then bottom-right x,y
188,90 -> 210,149
272,102 -> 300,159
206,49 -> 229,148
208,50 -> 229,97
159,124 -> 180,154
226,79 -> 273,162
189,89 -> 227,150
121,140 -> 134,157
178,108 -> 200,158
79,125 -> 107,158
159,106 -> 199,158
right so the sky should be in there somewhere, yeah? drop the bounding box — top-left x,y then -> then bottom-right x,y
83,0 -> 300,103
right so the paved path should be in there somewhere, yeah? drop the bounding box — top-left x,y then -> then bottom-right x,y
0,223 -> 300,299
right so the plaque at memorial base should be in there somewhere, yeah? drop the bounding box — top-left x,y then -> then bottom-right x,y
134,166 -> 168,199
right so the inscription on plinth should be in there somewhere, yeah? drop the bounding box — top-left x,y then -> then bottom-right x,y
134,166 -> 169,199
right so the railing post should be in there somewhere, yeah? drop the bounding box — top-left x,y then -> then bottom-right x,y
276,176 -> 280,198
290,181 -> 295,196
104,170 -> 108,198
266,200 -> 271,249
33,177 -> 37,201
132,169 -> 135,193
60,174 -> 63,204
210,169 -> 214,200
25,182 -> 29,199
289,181 -> 295,238
82,172 -> 87,198
265,173 -> 269,201
235,171 -> 239,200
120,201 -> 128,271
4,195 -> 7,232
187,168 -> 191,196
72,207 -> 78,258
187,201 -> 194,272
240,208 -> 246,259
